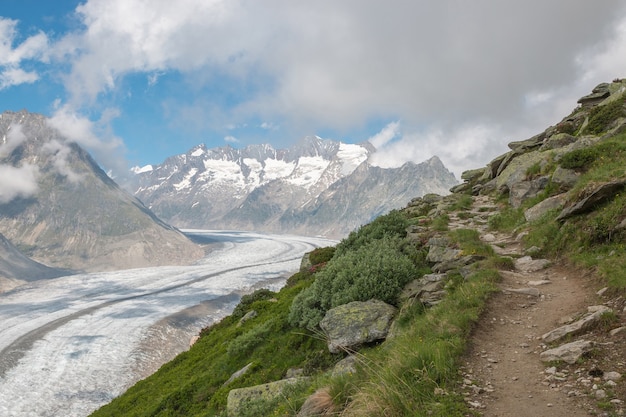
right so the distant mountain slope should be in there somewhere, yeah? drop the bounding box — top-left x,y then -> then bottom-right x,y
0,110 -> 203,272
132,137 -> 457,237
0,232 -> 70,292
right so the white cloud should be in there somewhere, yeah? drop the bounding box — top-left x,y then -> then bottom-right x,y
0,17 -> 48,89
48,0 -> 626,172
224,135 -> 239,143
46,105 -> 128,177
0,123 -> 27,156
368,122 -> 400,149
260,122 -> 278,131
41,139 -> 83,183
0,0 -> 619,178
0,67 -> 39,89
0,163 -> 39,203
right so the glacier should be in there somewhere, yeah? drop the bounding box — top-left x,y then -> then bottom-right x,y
0,231 -> 335,417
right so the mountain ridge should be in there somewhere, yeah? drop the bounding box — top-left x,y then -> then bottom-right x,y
132,136 -> 457,237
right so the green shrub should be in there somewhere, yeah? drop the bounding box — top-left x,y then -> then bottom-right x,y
525,162 -> 542,180
289,236 -> 417,329
560,147 -> 598,170
285,270 -> 313,288
232,289 -> 276,319
335,210 -> 408,256
432,214 -> 449,231
583,97 -> 626,135
227,320 -> 274,357
309,246 -> 336,265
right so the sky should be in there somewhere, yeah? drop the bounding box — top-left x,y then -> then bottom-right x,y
1,0 -> 626,182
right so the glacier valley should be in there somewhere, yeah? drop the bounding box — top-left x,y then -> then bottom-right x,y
0,231 -> 335,417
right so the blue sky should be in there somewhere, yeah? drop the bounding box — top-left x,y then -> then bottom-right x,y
2,1 -> 626,179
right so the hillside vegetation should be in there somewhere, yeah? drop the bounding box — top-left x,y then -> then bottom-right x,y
91,80 -> 626,416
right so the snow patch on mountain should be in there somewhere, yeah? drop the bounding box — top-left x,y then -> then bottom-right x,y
286,156 -> 329,188
174,168 -> 198,191
337,143 -> 368,175
263,158 -> 296,180
131,165 -> 153,174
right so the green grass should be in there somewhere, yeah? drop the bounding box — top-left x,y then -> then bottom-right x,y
488,206 -> 525,233
90,279 -> 338,417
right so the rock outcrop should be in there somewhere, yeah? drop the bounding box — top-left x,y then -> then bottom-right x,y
319,300 -> 397,353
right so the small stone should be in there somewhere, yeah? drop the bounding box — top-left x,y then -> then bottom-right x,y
606,380 -> 617,387
611,399 -> 623,404
527,280 -> 551,286
567,391 -> 577,397
483,233 -> 496,242
595,389 -> 607,399
604,371 -> 622,381
545,367 -> 557,375
610,326 -> 626,337
547,403 -> 553,407
597,287 -> 609,296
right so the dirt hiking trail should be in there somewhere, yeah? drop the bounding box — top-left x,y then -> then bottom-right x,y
450,195 -> 626,417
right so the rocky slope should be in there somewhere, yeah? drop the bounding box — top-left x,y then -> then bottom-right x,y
132,136 -> 457,237
0,110 -> 203,272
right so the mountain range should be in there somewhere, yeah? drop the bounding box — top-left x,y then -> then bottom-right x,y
131,137 -> 458,237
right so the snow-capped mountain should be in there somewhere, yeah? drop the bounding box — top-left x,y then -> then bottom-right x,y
132,136 -> 458,237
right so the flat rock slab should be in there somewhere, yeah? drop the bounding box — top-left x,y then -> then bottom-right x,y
514,256 -> 551,272
502,287 -> 541,296
540,340 -> 593,364
542,305 -> 612,343
527,280 -> 551,286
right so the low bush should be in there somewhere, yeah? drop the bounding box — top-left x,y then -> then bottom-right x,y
309,246 -> 336,265
334,210 -> 408,256
231,288 -> 276,319
560,147 -> 598,170
289,236 -> 417,329
583,97 -> 626,135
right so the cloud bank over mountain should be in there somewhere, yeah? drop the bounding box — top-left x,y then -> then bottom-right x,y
1,1 -> 626,179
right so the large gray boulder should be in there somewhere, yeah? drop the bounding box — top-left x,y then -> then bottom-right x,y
524,194 -> 568,222
509,176 -> 550,208
556,180 -> 626,221
227,378 -> 304,417
551,166 -> 579,192
577,83 -> 610,106
319,300 -> 397,353
539,133 -> 577,151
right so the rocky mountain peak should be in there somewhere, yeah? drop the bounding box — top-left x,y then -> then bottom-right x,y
0,110 -> 203,272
